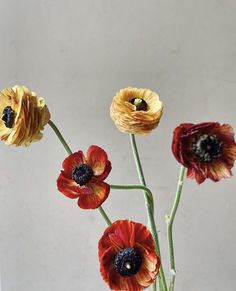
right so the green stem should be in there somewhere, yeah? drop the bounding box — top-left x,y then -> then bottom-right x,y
98,206 -> 112,226
48,119 -> 112,226
110,184 -> 153,205
110,183 -> 159,290
48,120 -> 73,155
166,166 -> 186,291
152,282 -> 157,291
130,134 -> 167,291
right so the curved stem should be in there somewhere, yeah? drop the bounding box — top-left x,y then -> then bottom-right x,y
98,206 -> 112,226
130,134 -> 167,291
110,184 -> 153,205
166,166 -> 186,291
48,119 -> 112,226
48,120 -> 73,155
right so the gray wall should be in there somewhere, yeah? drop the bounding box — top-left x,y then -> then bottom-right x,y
0,0 -> 236,290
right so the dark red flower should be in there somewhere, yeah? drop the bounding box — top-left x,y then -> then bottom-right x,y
172,122 -> 236,184
98,220 -> 160,291
57,145 -> 111,209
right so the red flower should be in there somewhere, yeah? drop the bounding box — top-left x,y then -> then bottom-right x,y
98,220 -> 160,291
57,145 -> 111,209
172,122 -> 236,184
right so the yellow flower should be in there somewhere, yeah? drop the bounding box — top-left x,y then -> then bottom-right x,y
0,85 -> 50,146
110,87 -> 163,135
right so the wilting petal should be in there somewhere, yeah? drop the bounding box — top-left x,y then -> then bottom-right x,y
172,123 -> 193,165
204,161 -> 232,182
77,181 -> 110,209
211,123 -> 235,143
187,167 -> 206,184
223,143 -> 236,165
172,122 -> 236,183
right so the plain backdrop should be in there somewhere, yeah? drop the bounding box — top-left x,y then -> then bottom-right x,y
0,0 -> 236,290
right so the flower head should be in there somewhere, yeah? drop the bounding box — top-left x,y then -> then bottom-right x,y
0,85 -> 50,146
172,122 -> 236,184
98,220 -> 160,291
110,87 -> 163,135
57,145 -> 111,209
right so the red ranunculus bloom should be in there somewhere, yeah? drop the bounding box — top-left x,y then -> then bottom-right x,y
57,145 -> 111,209
98,220 -> 160,291
172,122 -> 236,184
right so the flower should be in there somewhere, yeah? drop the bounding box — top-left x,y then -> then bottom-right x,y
110,87 -> 163,135
0,85 -> 50,146
98,220 -> 160,291
57,145 -> 111,209
172,122 -> 236,184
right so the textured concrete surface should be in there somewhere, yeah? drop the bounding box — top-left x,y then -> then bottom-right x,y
0,0 -> 236,290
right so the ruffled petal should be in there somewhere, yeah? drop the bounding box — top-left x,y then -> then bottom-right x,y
172,123 -> 193,165
211,123 -> 235,143
135,265 -> 153,287
77,181 -> 110,209
98,220 -> 159,290
172,122 -> 236,183
110,87 -> 163,135
187,167 -> 206,184
223,143 -> 236,166
121,277 -> 141,291
133,222 -> 152,245
0,85 -> 50,146
204,161 -> 232,182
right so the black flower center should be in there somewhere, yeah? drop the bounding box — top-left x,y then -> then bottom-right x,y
2,106 -> 15,128
129,98 -> 148,111
114,247 -> 142,277
72,164 -> 94,186
192,134 -> 223,162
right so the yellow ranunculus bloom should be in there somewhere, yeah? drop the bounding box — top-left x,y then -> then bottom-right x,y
110,87 -> 163,135
0,85 -> 50,146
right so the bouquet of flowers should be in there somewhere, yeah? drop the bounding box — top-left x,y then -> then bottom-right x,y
1,85 -> 236,291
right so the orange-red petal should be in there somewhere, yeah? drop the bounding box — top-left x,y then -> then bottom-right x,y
94,160 -> 112,182
86,145 -> 109,176
98,220 -> 159,290
77,181 -> 110,209
62,151 -> 85,177
57,173 -> 80,199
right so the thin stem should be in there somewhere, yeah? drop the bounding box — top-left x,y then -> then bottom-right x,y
48,120 -> 72,155
130,134 -> 167,291
166,166 -> 186,291
110,184 -> 153,205
48,120 -> 112,226
152,282 -> 157,291
98,206 -> 112,226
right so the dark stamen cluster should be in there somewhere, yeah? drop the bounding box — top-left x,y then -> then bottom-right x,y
2,106 -> 15,128
114,247 -> 142,277
192,134 -> 223,162
129,98 -> 148,111
72,163 -> 94,186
